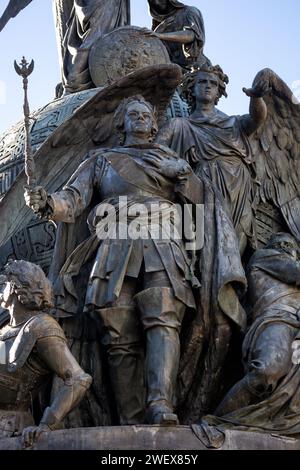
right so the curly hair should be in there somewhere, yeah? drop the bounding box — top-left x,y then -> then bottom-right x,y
182,63 -> 229,111
3,260 -> 54,310
114,95 -> 158,145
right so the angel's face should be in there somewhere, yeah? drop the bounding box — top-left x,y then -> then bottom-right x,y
194,72 -> 220,106
124,102 -> 154,139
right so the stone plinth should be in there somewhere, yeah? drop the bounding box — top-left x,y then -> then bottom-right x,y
0,426 -> 299,451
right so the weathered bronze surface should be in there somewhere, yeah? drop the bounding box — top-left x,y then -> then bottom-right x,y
24,94 -> 202,426
0,0 -> 299,450
89,26 -> 170,87
1,0 -> 131,93
206,233 -> 300,436
148,0 -> 206,69
0,260 -> 91,447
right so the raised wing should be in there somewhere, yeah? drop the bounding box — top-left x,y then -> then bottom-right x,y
0,64 -> 182,246
0,0 -> 33,32
250,68 -> 300,241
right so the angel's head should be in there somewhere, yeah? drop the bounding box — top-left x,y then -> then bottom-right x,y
0,260 -> 54,313
266,232 -> 299,260
182,63 -> 229,110
148,0 -> 184,16
114,96 -> 158,145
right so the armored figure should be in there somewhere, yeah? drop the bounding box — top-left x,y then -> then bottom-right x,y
25,96 -> 203,426
148,0 -> 206,69
0,260 -> 92,447
206,233 -> 300,436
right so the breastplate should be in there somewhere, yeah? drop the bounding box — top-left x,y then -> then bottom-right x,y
99,162 -> 175,202
0,335 -> 48,411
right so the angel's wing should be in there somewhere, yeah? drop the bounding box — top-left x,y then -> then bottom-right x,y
0,0 -> 33,32
0,64 -> 182,247
249,68 -> 300,242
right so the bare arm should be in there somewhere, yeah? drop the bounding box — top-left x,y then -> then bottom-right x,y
241,96 -> 268,136
240,69 -> 276,136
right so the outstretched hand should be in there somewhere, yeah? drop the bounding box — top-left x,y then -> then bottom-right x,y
243,81 -> 272,99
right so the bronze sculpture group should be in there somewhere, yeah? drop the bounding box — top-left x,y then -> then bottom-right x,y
0,0 -> 300,448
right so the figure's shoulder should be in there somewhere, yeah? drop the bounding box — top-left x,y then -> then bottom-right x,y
184,5 -> 203,19
24,313 -> 66,342
185,5 -> 202,14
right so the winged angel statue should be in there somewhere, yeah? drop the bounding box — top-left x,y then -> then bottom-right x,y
0,0 -> 130,93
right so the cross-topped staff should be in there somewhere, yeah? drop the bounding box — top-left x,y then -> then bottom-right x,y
14,56 -> 35,187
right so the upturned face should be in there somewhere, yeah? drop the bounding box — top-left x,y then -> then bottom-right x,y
124,102 -> 154,140
194,72 -> 220,105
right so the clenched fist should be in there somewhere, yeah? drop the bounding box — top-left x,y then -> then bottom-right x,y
24,186 -> 48,214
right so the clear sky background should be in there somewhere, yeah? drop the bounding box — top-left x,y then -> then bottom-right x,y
0,0 -> 300,135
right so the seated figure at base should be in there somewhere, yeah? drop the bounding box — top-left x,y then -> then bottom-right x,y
0,260 -> 92,447
206,233 -> 300,435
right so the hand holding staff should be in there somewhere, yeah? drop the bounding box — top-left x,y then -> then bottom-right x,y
14,56 -> 43,214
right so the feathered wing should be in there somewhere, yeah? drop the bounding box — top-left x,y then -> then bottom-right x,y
0,64 -> 182,247
249,68 -> 300,241
0,0 -> 33,31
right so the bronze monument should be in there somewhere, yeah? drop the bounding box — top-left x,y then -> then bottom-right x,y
0,0 -> 299,451
0,260 -> 92,447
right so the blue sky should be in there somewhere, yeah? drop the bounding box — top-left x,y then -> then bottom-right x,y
0,0 -> 300,134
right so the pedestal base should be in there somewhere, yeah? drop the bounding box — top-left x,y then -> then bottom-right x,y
0,426 -> 299,450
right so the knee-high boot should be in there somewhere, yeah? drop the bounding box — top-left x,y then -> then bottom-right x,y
92,306 -> 145,425
135,287 -> 185,425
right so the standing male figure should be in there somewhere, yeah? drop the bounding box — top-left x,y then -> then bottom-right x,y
25,96 -> 203,425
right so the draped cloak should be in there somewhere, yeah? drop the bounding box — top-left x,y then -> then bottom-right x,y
48,143 -> 247,423
54,0 -> 130,92
157,112 -> 257,250
150,1 -> 205,69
